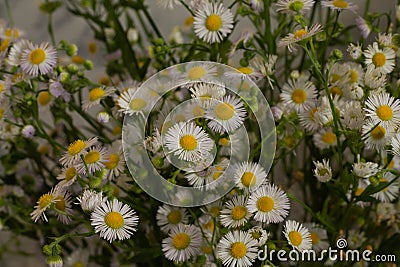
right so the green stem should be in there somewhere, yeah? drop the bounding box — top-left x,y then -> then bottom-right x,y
263,0 -> 275,54
4,0 -> 14,26
48,14 -> 56,46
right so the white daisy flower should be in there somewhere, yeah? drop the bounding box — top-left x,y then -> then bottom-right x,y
278,24 -> 323,52
7,38 -> 30,66
201,200 -> 223,219
20,41 -> 57,77
364,66 -> 387,89
185,159 -> 228,189
91,198 -> 138,242
361,120 -> 394,151
217,230 -> 258,267
145,128 -> 163,154
247,183 -> 290,223
103,140 -> 125,180
53,190 -> 73,224
347,42 -> 362,60
248,226 -> 269,246
372,172 -> 399,203
220,195 -> 252,228
313,128 -> 338,150
391,133 -> 400,157
313,158 -> 332,182
31,186 -> 61,222
193,2 -> 234,44
234,161 -> 268,190
77,145 -> 108,175
76,189 -> 105,212
304,223 -> 329,252
198,214 -> 216,238
164,121 -> 214,162
189,82 -> 226,101
352,157 -> 379,178
364,93 -> 400,130
283,220 -> 312,252
83,86 -> 115,111
56,166 -> 79,188
299,105 -> 321,133
225,65 -> 263,82
364,42 -> 396,74
184,63 -> 218,81
117,87 -> 151,115
355,16 -> 371,39
341,101 -> 364,130
37,90 -> 53,111
321,0 -> 357,12
59,137 -> 98,167
206,95 -> 247,133
162,224 -> 202,262
276,0 -> 315,14
156,0 -> 181,9
280,76 -> 317,113
156,204 -> 189,233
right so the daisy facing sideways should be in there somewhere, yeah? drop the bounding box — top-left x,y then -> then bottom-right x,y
283,220 -> 312,252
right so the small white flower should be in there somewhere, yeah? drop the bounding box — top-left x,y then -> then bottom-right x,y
83,86 -> 115,111
364,92 -> 400,130
313,128 -> 338,150
278,24 -> 323,52
248,226 -> 269,246
220,195 -> 252,228
276,0 -> 315,14
372,172 -> 399,203
76,189 -> 105,212
362,120 -> 394,151
283,220 -> 312,252
347,42 -> 362,59
321,0 -> 357,12
304,223 -> 329,252
355,16 -> 371,39
156,204 -> 189,233
217,230 -> 258,267
91,199 -> 138,243
76,145 -> 108,175
21,125 -> 35,138
280,76 -> 317,113
162,224 -> 202,262
97,111 -> 110,124
247,183 -> 290,223
313,159 -> 332,182
193,2 -> 234,44
234,161 -> 268,190
341,101 -> 364,130
364,42 -> 396,74
20,41 -> 57,77
352,157 -> 379,178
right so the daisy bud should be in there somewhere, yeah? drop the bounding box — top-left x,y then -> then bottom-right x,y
67,63 -> 78,74
127,28 -> 139,43
83,60 -> 93,70
392,34 -> 400,47
313,159 -> 332,182
46,255 -> 63,267
330,49 -> 343,61
152,156 -> 164,168
59,72 -> 69,83
21,125 -> 35,138
290,70 -> 299,79
66,44 -> 78,56
89,177 -> 102,189
97,112 -> 110,124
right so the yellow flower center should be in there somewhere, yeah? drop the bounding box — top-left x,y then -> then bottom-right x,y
167,210 -> 182,224
38,91 -> 52,106
192,105 -> 205,117
237,67 -> 253,75
241,172 -> 256,187
231,206 -> 247,220
219,137 -> 230,146
372,52 -> 386,67
185,16 -> 194,26
209,206 -> 221,217
376,105 -> 393,121
104,211 -> 124,229
257,196 -> 275,212
213,166 -> 224,180
89,88 -> 105,102
251,231 -> 262,240
188,66 -> 206,80
72,262 -> 85,267
88,41 -> 97,54
349,70 -> 358,83
309,108 -> 318,120
29,48 -> 46,65
370,125 -> 386,140
38,145 -> 49,155
230,242 -> 247,259
172,233 -> 191,250
355,187 -> 364,196
310,232 -> 320,245
205,14 -> 222,31
0,38 -> 10,51
67,140 -> 86,156
72,55 -> 85,64
288,231 -> 303,246
54,196 -> 66,211
321,132 -> 336,145
0,108 -> 4,120
201,246 -> 213,254
38,194 -> 53,209
5,28 -> 19,38
84,151 -> 101,164
105,153 -> 119,169
215,103 -> 235,120
330,86 -> 342,97
180,134 -> 198,151
331,73 -> 342,83
99,76 -> 110,86
65,167 -> 77,181
0,84 -> 3,93
291,89 -> 307,104
175,114 -> 186,122
203,219 -> 214,231
294,29 -> 307,39
332,0 -> 348,8
112,126 -> 122,135
129,98 -> 147,111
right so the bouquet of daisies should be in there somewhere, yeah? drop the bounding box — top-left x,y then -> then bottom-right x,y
0,0 -> 400,266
